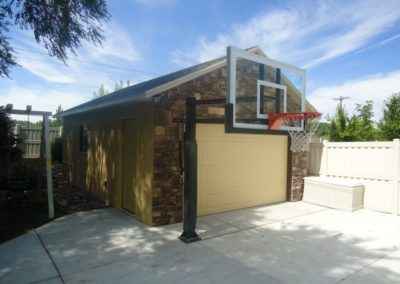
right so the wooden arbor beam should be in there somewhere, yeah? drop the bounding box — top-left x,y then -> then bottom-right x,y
43,114 -> 55,219
4,105 -> 54,219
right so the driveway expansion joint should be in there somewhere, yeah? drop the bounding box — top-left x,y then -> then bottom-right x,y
33,230 -> 66,284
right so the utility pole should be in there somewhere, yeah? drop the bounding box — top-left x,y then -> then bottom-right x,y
333,96 -> 350,109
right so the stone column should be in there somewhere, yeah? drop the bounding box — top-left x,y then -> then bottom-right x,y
289,151 -> 309,201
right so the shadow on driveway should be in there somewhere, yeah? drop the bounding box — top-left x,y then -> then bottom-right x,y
1,202 -> 400,283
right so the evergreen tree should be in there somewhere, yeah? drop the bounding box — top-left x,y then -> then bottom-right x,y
352,101 -> 377,141
50,105 -> 63,127
316,122 -> 330,138
328,100 -> 378,141
379,92 -> 400,140
93,80 -> 132,98
114,80 -> 125,92
93,84 -> 109,98
328,104 -> 349,141
0,107 -> 22,177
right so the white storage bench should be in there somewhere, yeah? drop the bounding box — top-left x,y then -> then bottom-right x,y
303,176 -> 365,211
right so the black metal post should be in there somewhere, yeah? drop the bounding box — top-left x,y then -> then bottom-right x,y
179,97 -> 201,243
275,68 -> 282,112
225,102 -> 234,132
259,64 -> 265,114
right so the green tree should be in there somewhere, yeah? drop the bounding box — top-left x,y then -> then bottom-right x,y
379,92 -> 400,140
114,80 -> 123,92
93,84 -> 109,98
351,101 -> 377,141
0,107 -> 22,178
50,105 -> 63,127
328,104 -> 350,141
0,0 -> 110,77
316,121 -> 330,138
328,100 -> 378,141
93,80 -> 132,98
114,80 -> 132,92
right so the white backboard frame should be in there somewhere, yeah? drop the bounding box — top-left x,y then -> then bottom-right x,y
256,80 -> 287,119
227,46 -> 306,130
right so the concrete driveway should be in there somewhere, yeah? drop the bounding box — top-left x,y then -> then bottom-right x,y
1,202 -> 400,284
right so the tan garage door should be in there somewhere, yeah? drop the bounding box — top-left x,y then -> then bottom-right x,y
197,124 -> 288,216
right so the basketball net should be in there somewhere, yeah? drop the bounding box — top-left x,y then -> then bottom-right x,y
268,112 -> 321,152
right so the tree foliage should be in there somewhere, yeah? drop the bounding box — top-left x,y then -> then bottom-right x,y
93,80 -> 132,98
0,4 -> 16,78
50,105 -> 63,127
114,80 -> 131,92
328,104 -> 349,141
0,107 -> 22,178
93,83 -> 108,97
351,101 -> 377,141
379,92 -> 400,140
316,121 -> 329,138
0,0 -> 110,77
328,100 -> 378,141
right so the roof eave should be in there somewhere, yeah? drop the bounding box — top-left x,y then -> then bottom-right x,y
58,95 -> 151,118
59,57 -> 228,118
59,46 -> 317,117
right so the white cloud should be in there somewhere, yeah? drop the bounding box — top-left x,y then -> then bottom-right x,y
309,70 -> 400,120
13,21 -> 142,85
354,33 -> 400,55
0,85 -> 89,118
172,0 -> 400,68
2,20 -> 149,116
17,50 -> 76,84
84,22 -> 141,62
378,34 -> 400,46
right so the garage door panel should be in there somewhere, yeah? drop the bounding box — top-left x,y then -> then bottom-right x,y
197,124 -> 288,216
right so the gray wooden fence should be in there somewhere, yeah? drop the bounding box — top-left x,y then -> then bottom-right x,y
15,124 -> 61,158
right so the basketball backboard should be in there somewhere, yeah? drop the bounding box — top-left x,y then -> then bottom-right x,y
226,46 -> 306,131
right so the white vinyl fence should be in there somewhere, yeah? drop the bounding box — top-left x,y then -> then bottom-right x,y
317,139 -> 400,215
308,138 -> 323,175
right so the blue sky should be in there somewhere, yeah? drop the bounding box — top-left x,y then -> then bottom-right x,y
1,0 -> 400,120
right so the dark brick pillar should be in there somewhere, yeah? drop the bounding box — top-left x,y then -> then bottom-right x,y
53,163 -> 70,190
152,106 -> 184,226
289,151 -> 309,201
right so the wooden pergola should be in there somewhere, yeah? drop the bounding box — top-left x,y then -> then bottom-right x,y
5,104 -> 54,219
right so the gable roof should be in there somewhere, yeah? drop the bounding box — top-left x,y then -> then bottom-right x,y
59,47 -> 264,117
59,47 -> 316,117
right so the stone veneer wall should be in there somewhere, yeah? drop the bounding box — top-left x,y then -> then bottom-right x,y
150,63 -> 310,225
152,68 -> 227,225
53,163 -> 71,190
289,151 -> 309,201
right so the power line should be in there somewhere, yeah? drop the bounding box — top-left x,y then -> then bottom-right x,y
333,96 -> 350,109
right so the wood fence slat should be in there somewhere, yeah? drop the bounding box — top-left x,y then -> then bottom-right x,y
15,125 -> 62,159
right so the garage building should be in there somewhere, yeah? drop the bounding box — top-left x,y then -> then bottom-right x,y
60,46 -> 316,226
